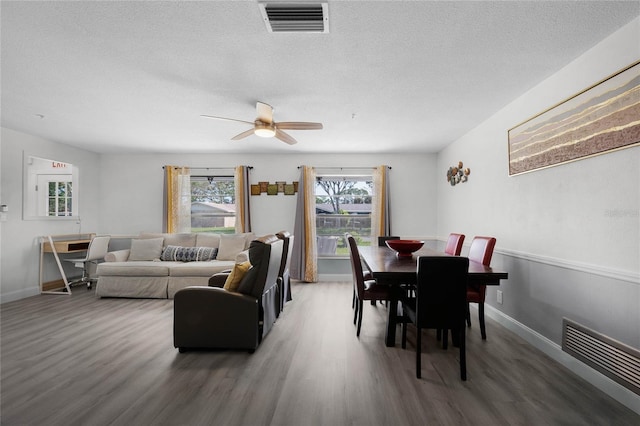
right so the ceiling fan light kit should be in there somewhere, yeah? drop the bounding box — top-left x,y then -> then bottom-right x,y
202,101 -> 322,145
254,122 -> 276,137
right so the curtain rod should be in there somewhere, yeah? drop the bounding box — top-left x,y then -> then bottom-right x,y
162,166 -> 252,170
297,166 -> 391,170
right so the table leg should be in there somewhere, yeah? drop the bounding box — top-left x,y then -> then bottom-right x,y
385,288 -> 400,347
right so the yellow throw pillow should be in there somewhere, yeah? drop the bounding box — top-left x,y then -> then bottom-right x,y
223,261 -> 251,292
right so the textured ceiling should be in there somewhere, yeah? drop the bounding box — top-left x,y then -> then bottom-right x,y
2,1 -> 639,154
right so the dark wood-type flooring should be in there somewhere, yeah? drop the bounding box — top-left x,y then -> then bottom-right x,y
1,281 -> 638,425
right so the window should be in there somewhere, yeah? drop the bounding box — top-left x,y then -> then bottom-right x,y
190,175 -> 236,233
315,174 -> 373,256
47,180 -> 73,217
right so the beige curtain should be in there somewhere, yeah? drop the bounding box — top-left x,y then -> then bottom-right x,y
371,165 -> 391,242
234,165 -> 251,233
164,166 -> 191,233
291,166 -> 318,282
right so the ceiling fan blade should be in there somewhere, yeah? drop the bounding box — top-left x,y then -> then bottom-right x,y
256,102 -> 274,124
231,128 -> 256,140
276,122 -> 323,130
201,115 -> 254,125
275,129 -> 298,145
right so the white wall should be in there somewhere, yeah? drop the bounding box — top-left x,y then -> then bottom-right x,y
98,152 -> 437,238
0,128 -> 101,302
0,144 -> 436,301
437,18 -> 639,348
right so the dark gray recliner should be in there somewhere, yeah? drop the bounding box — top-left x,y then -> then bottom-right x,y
173,235 -> 283,352
276,230 -> 294,313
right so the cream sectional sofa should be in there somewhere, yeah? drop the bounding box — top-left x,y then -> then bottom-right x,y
96,232 -> 253,299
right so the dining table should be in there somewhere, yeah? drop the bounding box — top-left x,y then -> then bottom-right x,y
358,244 -> 509,347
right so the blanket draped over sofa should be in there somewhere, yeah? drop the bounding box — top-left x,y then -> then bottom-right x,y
96,232 -> 253,299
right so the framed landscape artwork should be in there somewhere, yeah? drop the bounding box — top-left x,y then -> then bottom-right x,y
508,61 -> 640,176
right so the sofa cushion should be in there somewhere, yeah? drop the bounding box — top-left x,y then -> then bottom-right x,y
169,260 -> 236,277
217,234 -> 248,261
195,233 -> 221,248
97,261 -> 173,276
164,233 -> 197,247
139,233 -> 197,247
223,261 -> 251,292
161,246 -> 218,262
129,238 -> 164,261
240,232 -> 254,249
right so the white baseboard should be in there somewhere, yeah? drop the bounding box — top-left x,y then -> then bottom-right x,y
0,286 -> 40,304
318,273 -> 350,282
484,304 -> 640,415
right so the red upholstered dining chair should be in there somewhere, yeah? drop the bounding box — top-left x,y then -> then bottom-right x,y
346,234 -> 391,337
444,233 -> 465,256
466,236 -> 497,340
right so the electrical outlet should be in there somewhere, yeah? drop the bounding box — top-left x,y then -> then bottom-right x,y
497,290 -> 503,305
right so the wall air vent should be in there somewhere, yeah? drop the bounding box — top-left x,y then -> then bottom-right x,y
562,318 -> 640,395
259,3 -> 328,33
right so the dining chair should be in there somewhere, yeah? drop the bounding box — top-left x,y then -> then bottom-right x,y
345,234 -> 376,310
444,233 -> 465,255
346,234 -> 392,337
378,236 -> 400,246
437,233 -> 465,342
401,256 -> 469,380
466,236 -> 497,340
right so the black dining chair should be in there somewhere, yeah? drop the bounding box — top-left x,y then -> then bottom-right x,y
378,235 -> 400,246
401,256 -> 469,380
437,232 -> 465,343
346,233 -> 392,337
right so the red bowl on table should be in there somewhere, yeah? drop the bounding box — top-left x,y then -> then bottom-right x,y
385,239 -> 425,257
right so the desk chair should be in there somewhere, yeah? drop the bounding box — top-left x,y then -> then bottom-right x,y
63,235 -> 110,289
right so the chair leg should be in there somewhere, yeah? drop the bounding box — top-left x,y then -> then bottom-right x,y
353,296 -> 359,324
356,300 -> 364,337
465,302 -> 471,327
436,328 -> 442,341
401,317 -> 407,349
352,288 -> 356,309
416,326 -> 422,379
442,329 -> 448,350
459,325 -> 467,381
479,302 -> 487,340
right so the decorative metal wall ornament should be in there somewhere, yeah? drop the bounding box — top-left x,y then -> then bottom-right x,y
447,161 -> 470,186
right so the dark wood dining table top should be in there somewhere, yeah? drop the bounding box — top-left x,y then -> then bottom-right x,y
358,245 -> 508,285
357,244 -> 509,347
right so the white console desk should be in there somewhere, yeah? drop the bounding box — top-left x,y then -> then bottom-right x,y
39,234 -> 94,295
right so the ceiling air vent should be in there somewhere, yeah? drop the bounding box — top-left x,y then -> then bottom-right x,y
259,2 -> 328,33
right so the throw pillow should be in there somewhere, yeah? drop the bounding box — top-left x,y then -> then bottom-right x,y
223,261 -> 251,292
161,246 -> 218,262
129,238 -> 164,261
217,234 -> 247,261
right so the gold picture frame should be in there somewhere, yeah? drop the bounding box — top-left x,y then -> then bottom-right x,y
508,61 -> 640,176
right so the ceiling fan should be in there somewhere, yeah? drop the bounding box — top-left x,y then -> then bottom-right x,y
201,101 -> 323,145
